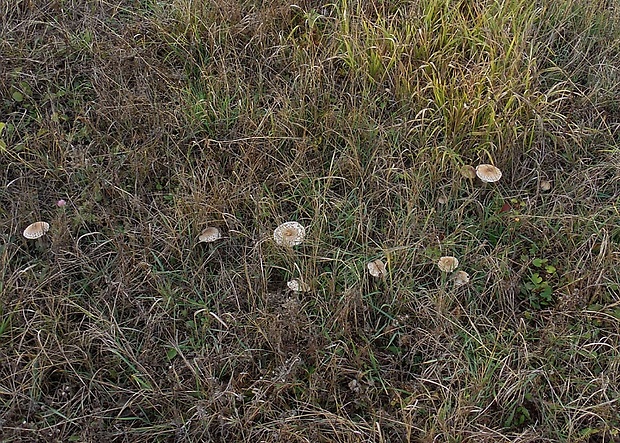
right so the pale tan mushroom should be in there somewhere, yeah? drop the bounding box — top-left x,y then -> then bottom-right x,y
437,256 -> 459,272
452,270 -> 470,287
274,221 -> 305,247
461,165 -> 477,180
287,279 -> 310,292
367,259 -> 387,278
540,180 -> 551,191
23,221 -> 50,240
475,164 -> 502,183
198,226 -> 221,243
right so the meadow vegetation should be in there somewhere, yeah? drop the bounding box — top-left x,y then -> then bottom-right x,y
1,0 -> 620,441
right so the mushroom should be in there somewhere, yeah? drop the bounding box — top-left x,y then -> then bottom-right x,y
287,278 -> 311,292
540,180 -> 551,191
437,256 -> 459,272
475,164 -> 502,183
460,165 -> 477,180
198,226 -> 221,243
273,221 -> 305,247
367,259 -> 387,278
452,270 -> 470,287
23,221 -> 50,240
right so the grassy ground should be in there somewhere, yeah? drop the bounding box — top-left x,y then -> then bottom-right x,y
1,0 -> 620,441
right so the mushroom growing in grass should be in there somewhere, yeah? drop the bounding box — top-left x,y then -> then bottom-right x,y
273,221 -> 305,247
452,270 -> 470,288
475,164 -> 502,183
367,259 -> 387,279
23,221 -> 50,249
23,221 -> 50,240
437,256 -> 459,273
287,278 -> 311,293
198,226 -> 222,243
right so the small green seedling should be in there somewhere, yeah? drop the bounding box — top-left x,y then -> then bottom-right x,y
523,257 -> 557,309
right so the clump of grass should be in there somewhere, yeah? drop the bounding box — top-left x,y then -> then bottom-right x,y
1,0 -> 619,441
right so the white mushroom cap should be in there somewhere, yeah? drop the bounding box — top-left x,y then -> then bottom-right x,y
198,226 -> 221,243
461,165 -> 477,179
287,279 -> 310,292
540,180 -> 551,191
367,259 -> 387,278
437,256 -> 459,272
23,221 -> 50,239
273,221 -> 305,247
452,270 -> 470,287
475,164 -> 502,183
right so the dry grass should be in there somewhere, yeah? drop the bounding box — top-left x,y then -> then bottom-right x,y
1,0 -> 620,442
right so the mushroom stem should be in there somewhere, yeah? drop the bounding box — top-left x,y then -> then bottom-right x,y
36,235 -> 49,251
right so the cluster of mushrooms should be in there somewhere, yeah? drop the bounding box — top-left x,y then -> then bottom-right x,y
24,162 -> 524,291
194,163 -> 502,291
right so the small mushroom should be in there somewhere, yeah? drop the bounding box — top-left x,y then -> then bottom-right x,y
287,279 -> 311,292
460,165 -> 477,180
540,180 -> 551,191
23,221 -> 50,240
198,226 -> 221,243
437,256 -> 459,272
273,221 -> 305,247
452,270 -> 470,287
367,259 -> 387,278
475,164 -> 502,183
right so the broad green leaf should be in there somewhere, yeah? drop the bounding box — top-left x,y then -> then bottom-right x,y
166,348 -> 178,360
530,273 -> 543,284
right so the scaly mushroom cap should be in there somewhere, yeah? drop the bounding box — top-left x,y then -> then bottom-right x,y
274,222 -> 305,247
367,259 -> 387,278
437,256 -> 459,272
198,226 -> 221,243
287,279 -> 310,292
23,221 -> 50,239
475,164 -> 502,183
452,270 -> 470,287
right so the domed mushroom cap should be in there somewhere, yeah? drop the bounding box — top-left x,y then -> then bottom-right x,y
23,221 -> 50,239
198,226 -> 221,243
437,256 -> 459,272
475,164 -> 502,183
273,221 -> 305,247
460,165 -> 477,180
367,259 -> 387,278
287,278 -> 310,292
452,270 -> 470,287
